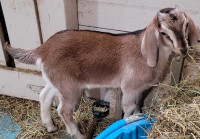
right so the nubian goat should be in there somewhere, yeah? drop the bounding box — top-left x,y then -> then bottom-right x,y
5,7 -> 198,139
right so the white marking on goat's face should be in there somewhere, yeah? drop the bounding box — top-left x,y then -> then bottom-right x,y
182,14 -> 189,50
160,24 -> 178,49
159,16 -> 189,55
182,14 -> 189,39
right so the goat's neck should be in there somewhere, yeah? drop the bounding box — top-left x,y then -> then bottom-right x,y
157,45 -> 173,70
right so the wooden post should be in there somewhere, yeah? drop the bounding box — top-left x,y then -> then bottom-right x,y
36,0 -> 78,42
171,56 -> 185,86
108,88 -> 123,120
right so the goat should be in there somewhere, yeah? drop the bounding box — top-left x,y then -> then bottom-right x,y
5,7 -> 198,139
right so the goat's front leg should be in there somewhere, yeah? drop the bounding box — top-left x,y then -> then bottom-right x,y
40,85 -> 58,132
121,86 -> 144,119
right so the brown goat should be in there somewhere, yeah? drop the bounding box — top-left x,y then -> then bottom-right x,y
5,7 -> 198,139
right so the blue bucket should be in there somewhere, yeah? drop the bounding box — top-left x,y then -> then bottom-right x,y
96,114 -> 154,139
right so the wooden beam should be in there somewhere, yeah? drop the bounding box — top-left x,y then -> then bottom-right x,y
171,56 -> 185,86
33,0 -> 43,44
108,88 -> 123,120
0,65 -> 43,101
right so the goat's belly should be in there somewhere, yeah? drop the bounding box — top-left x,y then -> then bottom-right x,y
85,84 -> 120,89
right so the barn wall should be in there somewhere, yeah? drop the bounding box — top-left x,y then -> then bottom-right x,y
1,0 -> 42,70
37,0 -> 78,42
0,0 -> 78,100
78,0 -> 200,33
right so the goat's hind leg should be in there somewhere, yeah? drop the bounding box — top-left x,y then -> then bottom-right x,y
57,87 -> 84,139
40,85 -> 58,132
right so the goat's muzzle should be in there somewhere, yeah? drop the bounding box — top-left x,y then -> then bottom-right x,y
180,48 -> 188,56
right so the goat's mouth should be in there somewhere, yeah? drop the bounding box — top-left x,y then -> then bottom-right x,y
174,48 -> 188,56
180,48 -> 188,56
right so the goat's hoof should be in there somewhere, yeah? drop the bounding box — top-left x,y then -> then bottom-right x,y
43,122 -> 58,133
47,125 -> 58,133
74,133 -> 84,139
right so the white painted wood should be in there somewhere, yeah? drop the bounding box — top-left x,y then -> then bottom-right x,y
1,0 -> 41,70
63,0 -> 78,29
0,66 -> 44,101
78,0 -> 200,32
78,0 -> 159,32
83,0 -> 200,11
0,43 -> 6,66
37,0 -> 78,42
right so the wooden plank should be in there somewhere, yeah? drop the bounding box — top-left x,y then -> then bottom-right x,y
79,0 -> 170,8
63,0 -> 78,29
1,0 -> 42,70
108,88 -> 122,120
78,0 -> 161,32
0,65 -> 44,101
79,25 -> 126,34
171,56 -> 185,86
37,0 -> 78,42
79,0 -> 200,12
33,0 -> 43,44
78,0 -> 200,32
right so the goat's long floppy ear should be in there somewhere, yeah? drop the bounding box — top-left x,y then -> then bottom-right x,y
186,14 -> 198,46
141,19 -> 159,68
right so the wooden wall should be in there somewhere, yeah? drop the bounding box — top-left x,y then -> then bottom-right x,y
0,0 -> 78,100
1,0 -> 78,70
78,0 -> 200,33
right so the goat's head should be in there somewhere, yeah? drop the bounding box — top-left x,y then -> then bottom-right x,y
142,6 -> 198,67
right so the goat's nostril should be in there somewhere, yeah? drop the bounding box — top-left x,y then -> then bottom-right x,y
180,49 -> 187,55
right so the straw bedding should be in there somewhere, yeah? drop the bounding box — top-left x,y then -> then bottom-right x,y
0,94 -> 115,138
144,43 -> 200,138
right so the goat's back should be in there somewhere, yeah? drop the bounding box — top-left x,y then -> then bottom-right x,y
37,30 -> 145,84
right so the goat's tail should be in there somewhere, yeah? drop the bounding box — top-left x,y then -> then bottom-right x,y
4,43 -> 37,65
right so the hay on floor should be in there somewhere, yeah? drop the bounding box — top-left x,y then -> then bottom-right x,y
143,43 -> 200,138
0,94 -> 115,139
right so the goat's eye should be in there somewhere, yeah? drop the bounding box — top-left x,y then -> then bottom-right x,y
186,23 -> 189,29
161,32 -> 166,36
